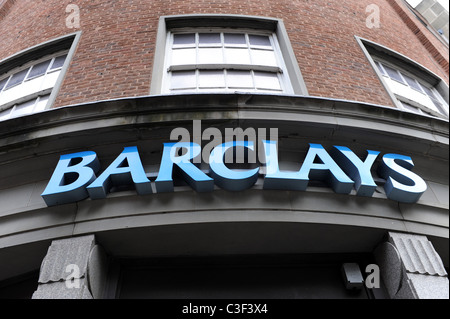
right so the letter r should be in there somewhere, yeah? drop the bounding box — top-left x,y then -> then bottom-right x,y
41,151 -> 100,206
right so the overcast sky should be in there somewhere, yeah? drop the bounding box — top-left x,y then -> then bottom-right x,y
405,0 -> 449,12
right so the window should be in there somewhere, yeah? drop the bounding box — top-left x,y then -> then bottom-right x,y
165,30 -> 288,93
0,52 -> 67,120
0,33 -> 80,121
357,37 -> 449,119
374,60 -> 448,117
0,95 -> 50,121
152,15 -> 308,96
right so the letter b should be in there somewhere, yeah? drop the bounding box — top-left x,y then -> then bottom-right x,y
41,151 -> 100,206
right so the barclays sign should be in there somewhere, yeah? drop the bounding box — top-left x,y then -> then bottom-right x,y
41,140 -> 427,206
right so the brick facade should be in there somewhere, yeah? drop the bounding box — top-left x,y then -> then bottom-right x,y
0,0 -> 448,108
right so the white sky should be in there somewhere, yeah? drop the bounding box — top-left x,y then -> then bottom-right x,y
406,0 -> 449,12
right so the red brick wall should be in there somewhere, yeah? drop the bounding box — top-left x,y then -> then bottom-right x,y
0,0 -> 448,108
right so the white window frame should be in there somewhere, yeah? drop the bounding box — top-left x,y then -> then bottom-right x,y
162,28 -> 293,94
151,15 -> 308,96
0,51 -> 68,107
356,36 -> 449,119
0,32 -> 81,121
374,59 -> 449,117
0,94 -> 51,121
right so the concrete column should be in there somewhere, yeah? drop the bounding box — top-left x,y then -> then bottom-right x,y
374,232 -> 448,299
32,235 -> 108,299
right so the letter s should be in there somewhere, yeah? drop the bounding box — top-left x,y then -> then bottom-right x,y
377,153 -> 427,203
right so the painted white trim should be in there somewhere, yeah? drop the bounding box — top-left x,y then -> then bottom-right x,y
151,14 -> 308,96
355,36 -> 449,119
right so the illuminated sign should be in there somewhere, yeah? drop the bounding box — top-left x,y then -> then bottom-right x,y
41,141 -> 427,206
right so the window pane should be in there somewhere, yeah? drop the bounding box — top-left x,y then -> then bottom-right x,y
251,49 -> 277,66
400,101 -> 422,114
198,70 -> 225,88
170,71 -> 196,90
198,48 -> 223,64
254,71 -> 281,90
34,94 -> 50,112
375,62 -> 387,76
27,60 -> 51,79
11,98 -> 36,117
224,33 -> 246,46
41,70 -> 60,90
199,33 -> 221,46
50,55 -> 67,70
430,99 -> 445,113
225,48 -> 250,64
402,73 -> 422,92
420,84 -> 436,99
383,65 -> 405,83
227,70 -> 254,88
5,68 -> 29,89
172,48 -> 196,65
249,35 -> 271,48
173,34 -> 195,48
0,77 -> 8,91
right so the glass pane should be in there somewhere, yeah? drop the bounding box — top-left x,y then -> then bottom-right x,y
198,48 -> 223,64
224,33 -> 246,46
27,60 -> 51,79
224,48 -> 250,64
173,34 -> 195,48
41,70 -> 60,90
199,33 -> 221,46
249,35 -> 271,48
254,71 -> 281,90
22,74 -> 44,93
34,94 -> 50,112
198,70 -> 225,88
227,70 -> 253,88
172,48 -> 196,65
50,55 -> 67,70
0,77 -> 8,91
430,99 -> 445,113
375,62 -> 387,76
12,98 -> 36,117
170,71 -> 196,90
383,65 -> 404,83
400,101 -> 422,114
420,84 -> 436,98
401,73 -> 422,92
251,49 -> 277,66
5,68 -> 29,89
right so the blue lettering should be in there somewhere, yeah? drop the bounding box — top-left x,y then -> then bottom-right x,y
41,151 -> 100,206
155,142 -> 213,193
331,146 -> 379,197
377,153 -> 427,203
40,142 -> 428,206
209,141 -> 259,191
262,140 -> 308,190
87,146 -> 152,199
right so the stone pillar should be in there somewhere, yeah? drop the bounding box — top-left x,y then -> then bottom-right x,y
32,235 -> 108,299
374,232 -> 448,299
